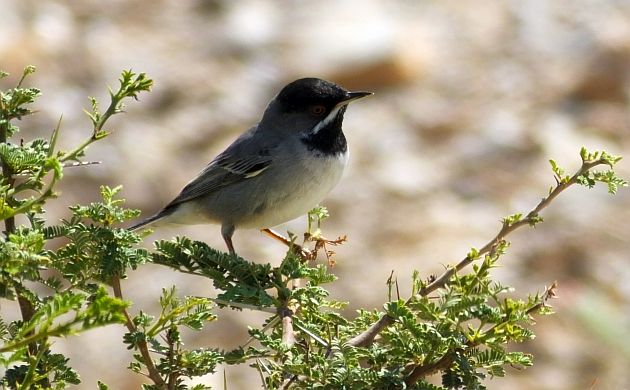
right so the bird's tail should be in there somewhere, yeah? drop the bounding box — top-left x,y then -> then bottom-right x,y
128,209 -> 170,231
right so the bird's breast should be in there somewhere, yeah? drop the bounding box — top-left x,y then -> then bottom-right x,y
238,150 -> 348,228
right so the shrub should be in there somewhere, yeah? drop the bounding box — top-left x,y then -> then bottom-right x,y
0,67 -> 625,389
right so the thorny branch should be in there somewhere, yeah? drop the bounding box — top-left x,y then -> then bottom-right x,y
347,157 -> 612,352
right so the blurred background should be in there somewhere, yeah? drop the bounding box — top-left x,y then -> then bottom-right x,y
1,0 -> 630,388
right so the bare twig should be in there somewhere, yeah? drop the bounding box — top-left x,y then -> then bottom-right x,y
111,275 -> 167,389
347,315 -> 395,348
281,315 -> 296,348
166,329 -> 178,390
419,161 -> 601,298
347,159 -> 608,349
277,306 -> 298,389
279,306 -> 296,348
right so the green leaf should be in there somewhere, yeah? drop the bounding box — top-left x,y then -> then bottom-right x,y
501,213 -> 522,226
97,381 -> 110,390
153,237 -> 276,307
549,159 -> 569,183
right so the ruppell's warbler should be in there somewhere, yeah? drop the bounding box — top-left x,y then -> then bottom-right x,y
130,78 -> 371,254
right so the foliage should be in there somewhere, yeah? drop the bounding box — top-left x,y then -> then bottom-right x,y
0,66 -> 626,389
0,67 -> 154,389
125,287 -> 220,389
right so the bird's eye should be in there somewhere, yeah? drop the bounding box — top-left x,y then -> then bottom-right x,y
309,105 -> 326,116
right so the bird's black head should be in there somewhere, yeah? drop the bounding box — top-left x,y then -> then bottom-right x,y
276,78 -> 350,114
263,78 -> 372,156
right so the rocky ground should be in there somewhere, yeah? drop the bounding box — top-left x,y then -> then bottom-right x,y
1,1 -> 630,388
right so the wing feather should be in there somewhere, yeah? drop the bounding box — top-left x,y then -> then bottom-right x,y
165,149 -> 273,208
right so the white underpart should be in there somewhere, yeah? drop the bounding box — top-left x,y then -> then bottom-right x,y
310,103 -> 344,135
239,151 -> 349,229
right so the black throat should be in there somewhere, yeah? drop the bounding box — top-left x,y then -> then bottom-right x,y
300,108 -> 348,156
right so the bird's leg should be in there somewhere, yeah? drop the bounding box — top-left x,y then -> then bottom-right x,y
261,228 -> 312,260
224,237 -> 235,256
221,224 -> 236,255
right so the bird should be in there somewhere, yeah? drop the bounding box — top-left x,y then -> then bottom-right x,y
129,78 -> 372,255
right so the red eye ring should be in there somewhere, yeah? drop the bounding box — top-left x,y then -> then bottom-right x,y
310,105 -> 326,116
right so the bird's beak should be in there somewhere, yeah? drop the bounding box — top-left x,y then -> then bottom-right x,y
338,91 -> 373,106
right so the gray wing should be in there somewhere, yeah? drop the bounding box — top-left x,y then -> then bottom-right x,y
165,132 -> 274,208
